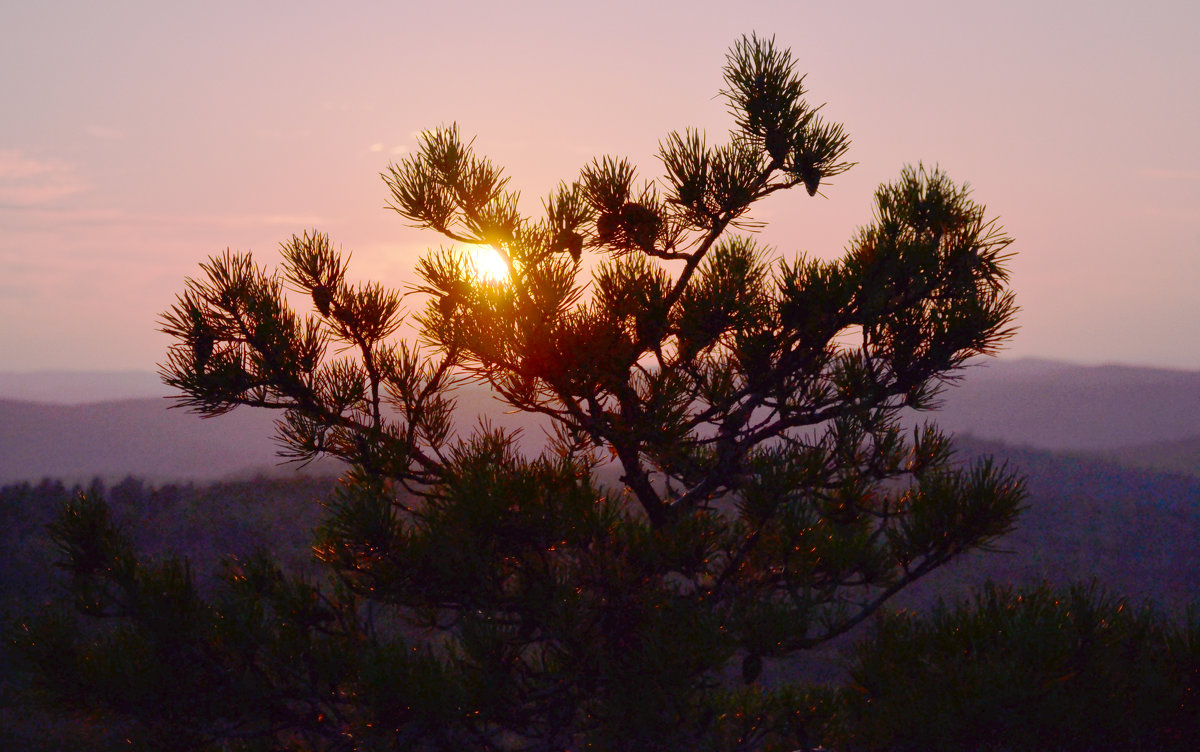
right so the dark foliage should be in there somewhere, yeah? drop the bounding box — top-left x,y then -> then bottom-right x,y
823,582 -> 1200,751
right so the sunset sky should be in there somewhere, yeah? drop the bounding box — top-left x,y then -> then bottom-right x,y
2,1 -> 1197,372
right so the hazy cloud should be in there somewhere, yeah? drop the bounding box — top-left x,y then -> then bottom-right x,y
369,144 -> 407,155
0,149 -> 87,206
85,125 -> 124,140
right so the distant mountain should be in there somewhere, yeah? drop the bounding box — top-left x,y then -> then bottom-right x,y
931,358 -> 1200,450
1,358 -> 1198,483
0,398 -> 283,484
0,392 -> 539,485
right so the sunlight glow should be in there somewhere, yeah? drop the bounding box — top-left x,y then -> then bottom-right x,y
468,245 -> 511,284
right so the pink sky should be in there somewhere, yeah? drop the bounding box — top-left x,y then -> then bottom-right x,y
2,1 -> 1198,371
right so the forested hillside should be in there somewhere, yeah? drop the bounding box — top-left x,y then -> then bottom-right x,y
901,436 -> 1200,609
4,436 -> 1196,632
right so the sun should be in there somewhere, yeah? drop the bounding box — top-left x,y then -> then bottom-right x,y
468,244 -> 511,284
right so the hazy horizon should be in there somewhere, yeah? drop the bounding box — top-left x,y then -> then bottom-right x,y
5,353 -> 1200,378
5,356 -> 1200,413
3,2 -> 1198,371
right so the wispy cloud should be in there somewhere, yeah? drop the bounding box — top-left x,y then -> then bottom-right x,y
221,213 -> 327,227
0,149 -> 87,206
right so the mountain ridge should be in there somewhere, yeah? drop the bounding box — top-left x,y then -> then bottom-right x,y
1,357 -> 1198,483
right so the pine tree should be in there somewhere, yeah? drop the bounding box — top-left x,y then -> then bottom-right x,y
18,35 -> 1024,750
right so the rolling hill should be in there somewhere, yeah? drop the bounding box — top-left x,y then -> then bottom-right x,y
2,358 -> 1199,484
931,358 -> 1200,452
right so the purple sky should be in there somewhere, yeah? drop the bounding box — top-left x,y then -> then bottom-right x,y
2,1 -> 1198,371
